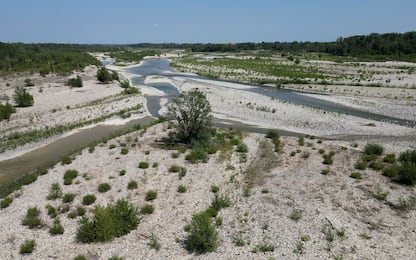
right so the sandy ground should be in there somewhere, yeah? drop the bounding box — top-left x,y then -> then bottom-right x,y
1,123 -> 415,259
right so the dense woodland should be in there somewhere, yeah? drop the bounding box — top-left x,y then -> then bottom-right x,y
1,32 -> 416,75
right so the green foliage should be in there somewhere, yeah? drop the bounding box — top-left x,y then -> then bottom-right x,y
355,161 -> 367,170
24,78 -> 34,86
111,71 -> 119,81
96,67 -> 113,83
22,207 -> 42,229
140,204 -> 154,214
109,49 -> 161,63
63,169 -> 78,185
119,169 -> 126,176
210,194 -> 231,211
289,209 -> 302,221
210,185 -> 219,193
397,163 -> 416,185
120,148 -> 129,155
63,193 -> 76,203
46,204 -> 57,218
73,256 -> 87,260
20,239 -> 35,254
383,154 -> 396,164
138,161 -> 149,169
47,182 -> 62,200
127,180 -> 138,190
0,102 -> 16,121
148,233 -> 161,251
82,194 -> 96,205
68,75 -> 83,88
77,206 -> 86,216
185,147 -> 208,163
298,137 -> 305,146
236,143 -> 248,153
177,185 -> 187,193
98,183 -> 111,193
167,89 -> 212,144
185,211 -> 218,254
369,161 -> 384,171
350,172 -> 362,179
252,242 -> 275,253
0,196 -> 13,208
61,156 -> 73,165
49,218 -> 64,235
322,154 -> 334,165
364,143 -> 384,156
13,86 -> 34,107
76,199 -> 139,243
168,165 -> 182,173
321,168 -> 330,175
145,190 -> 157,201
399,149 -> 416,164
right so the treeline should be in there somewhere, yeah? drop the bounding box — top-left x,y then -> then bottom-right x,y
109,49 -> 161,63
0,43 -> 120,75
130,31 -> 416,61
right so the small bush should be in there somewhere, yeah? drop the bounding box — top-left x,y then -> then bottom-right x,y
350,172 -> 362,179
383,154 -> 396,164
63,193 -> 76,203
177,185 -> 187,193
98,183 -> 111,193
73,256 -> 87,260
369,161 -> 384,171
46,204 -> 57,218
14,86 -> 34,107
185,148 -> 208,163
364,143 -> 384,156
127,181 -> 138,190
355,161 -> 367,170
0,102 -> 16,121
49,218 -> 64,235
289,209 -> 302,221
138,161 -> 149,169
0,196 -> 13,209
68,75 -> 83,88
322,154 -> 334,165
185,211 -> 218,254
20,239 -> 35,254
63,169 -> 78,185
61,156 -> 72,165
397,163 -> 416,185
120,148 -> 129,155
109,144 -> 116,149
298,137 -> 305,146
47,183 -> 62,200
22,207 -> 42,229
236,143 -> 248,153
205,207 -> 218,218
383,165 -> 399,178
171,152 -> 180,158
266,129 -> 279,140
82,194 -> 96,205
252,243 -> 275,253
318,149 -> 325,154
210,185 -> 220,193
321,168 -> 330,175
140,204 -> 154,214
145,190 -> 157,201
210,194 -> 231,211
399,149 -> 416,164
169,165 -> 182,173
119,169 -> 126,176
148,233 -> 161,251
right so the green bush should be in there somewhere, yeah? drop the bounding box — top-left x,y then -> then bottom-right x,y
0,196 -> 13,209
64,169 -> 78,180
169,165 -> 182,173
49,218 -> 64,235
82,194 -> 96,205
98,183 -> 111,193
145,190 -> 157,201
119,169 -> 126,176
46,204 -> 57,218
383,154 -> 396,164
14,86 -> 34,107
22,207 -> 42,229
138,161 -> 149,169
397,163 -> 416,185
364,143 -> 384,156
266,129 -> 279,139
140,204 -> 154,214
77,206 -> 86,216
0,102 -> 16,121
68,75 -> 83,88
109,144 -> 116,149
210,185 -> 219,193
73,256 -> 87,260
63,193 -> 76,203
20,239 -> 35,254
76,199 -> 139,243
355,161 -> 367,170
252,243 -> 275,253
383,165 -> 399,178
127,180 -> 138,190
399,149 -> 416,164
24,78 -> 34,87
205,207 -> 218,218
350,172 -> 362,179
369,161 -> 384,171
298,137 -> 305,146
177,185 -> 187,193
96,67 -> 112,83
121,148 -> 129,155
236,143 -> 248,153
210,194 -> 231,211
322,154 -> 334,165
321,168 -> 330,175
61,156 -> 72,165
47,183 -> 63,200
185,211 -> 218,254
185,148 -> 208,163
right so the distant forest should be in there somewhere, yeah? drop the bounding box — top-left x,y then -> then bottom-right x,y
1,31 -> 416,75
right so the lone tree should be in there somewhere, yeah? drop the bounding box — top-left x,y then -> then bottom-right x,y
13,86 -> 34,107
96,67 -> 112,83
67,75 -> 83,88
167,89 -> 212,144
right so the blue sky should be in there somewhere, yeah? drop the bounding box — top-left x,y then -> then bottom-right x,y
1,0 -> 415,44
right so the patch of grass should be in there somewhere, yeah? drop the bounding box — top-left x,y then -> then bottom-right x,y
236,143 -> 248,153
148,233 -> 161,251
127,180 -> 138,190
359,232 -> 372,240
145,190 -> 158,201
109,144 -> 116,149
177,185 -> 187,193
61,156 -> 72,165
169,165 -> 182,173
252,242 -> 275,253
350,172 -> 362,179
120,148 -> 129,155
210,185 -> 220,193
322,154 -> 334,165
138,161 -> 149,169
210,194 -> 231,211
355,161 -> 367,170
369,161 -> 384,171
298,137 -> 305,146
98,183 -> 111,193
46,204 -> 57,218
184,211 -> 218,254
373,184 -> 389,201
321,168 -> 330,175
140,204 -> 154,214
22,207 -> 42,229
289,209 -> 302,221
397,162 -> 416,185
171,152 -> 180,158
232,234 -> 246,247
0,196 -> 13,209
318,149 -> 325,154
82,194 -> 96,205
152,162 -> 159,168
77,206 -> 86,216
295,241 -> 305,254
383,154 -> 396,164
20,239 -> 35,254
215,217 -> 223,226
62,193 -> 76,203
73,256 -> 87,260
364,143 -> 384,156
185,148 -> 208,163
47,182 -> 62,200
119,169 -> 126,176
49,218 -> 64,235
63,169 -> 78,185
301,235 -> 310,242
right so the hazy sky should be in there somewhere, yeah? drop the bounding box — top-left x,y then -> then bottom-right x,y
1,0 -> 415,44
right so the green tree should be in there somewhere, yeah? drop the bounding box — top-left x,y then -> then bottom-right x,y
96,67 -> 112,83
13,86 -> 34,107
67,75 -> 83,88
167,89 -> 212,144
0,103 -> 16,121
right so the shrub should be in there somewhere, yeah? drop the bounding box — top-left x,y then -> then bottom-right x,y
109,144 -> 116,149
322,154 -> 334,165
82,194 -> 96,205
119,169 -> 126,176
73,256 -> 87,260
96,67 -> 112,83
289,209 -> 302,221
64,169 -> 78,180
383,165 -> 399,178
14,86 -> 34,107
145,190 -> 157,201
185,211 -> 218,254
369,161 -> 384,171
355,161 -> 367,170
185,148 -> 208,163
169,165 -> 181,173
364,143 -> 384,156
177,185 -> 187,193
22,207 -> 42,229
205,207 -> 218,218
0,196 -> 13,209
24,78 -> 34,87
350,172 -> 362,179
171,152 -> 180,158
121,148 -> 129,155
318,149 -> 325,154
77,206 -> 86,216
49,218 -> 64,235
47,183 -> 62,200
236,143 -> 248,153
210,194 -> 231,211
383,154 -> 396,164
127,181 -> 138,190
98,183 -> 111,193
63,193 -> 76,203
76,199 -> 139,243
397,163 -> 416,185
399,149 -> 416,164
61,156 -> 72,165
140,204 -> 154,214
0,102 -> 16,121
46,204 -> 57,218
298,137 -> 305,146
252,243 -> 275,253
266,129 -> 279,140
321,168 -> 330,175
20,239 -> 35,254
138,161 -> 149,169
148,233 -> 161,251
210,185 -> 220,193
68,75 -> 83,88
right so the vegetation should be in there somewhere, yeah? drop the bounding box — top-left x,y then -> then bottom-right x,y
22,207 -> 42,229
127,180 -> 138,190
138,161 -> 149,169
62,193 -> 76,203
49,218 -> 64,235
383,149 -> 416,185
109,49 -> 161,63
177,185 -> 187,193
76,199 -> 139,243
148,233 -> 161,251
185,211 -> 218,254
47,183 -> 63,200
0,102 -> 16,121
98,183 -> 111,193
82,194 -> 96,205
167,89 -> 212,144
364,143 -> 384,156
145,190 -> 158,201
63,169 -> 78,185
96,67 -> 113,83
13,86 -> 34,107
0,196 -> 13,209
68,75 -> 83,88
20,239 -> 35,254
140,204 -> 154,214
350,172 -> 362,179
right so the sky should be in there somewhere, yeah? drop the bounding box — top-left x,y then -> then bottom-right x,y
1,0 -> 415,44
